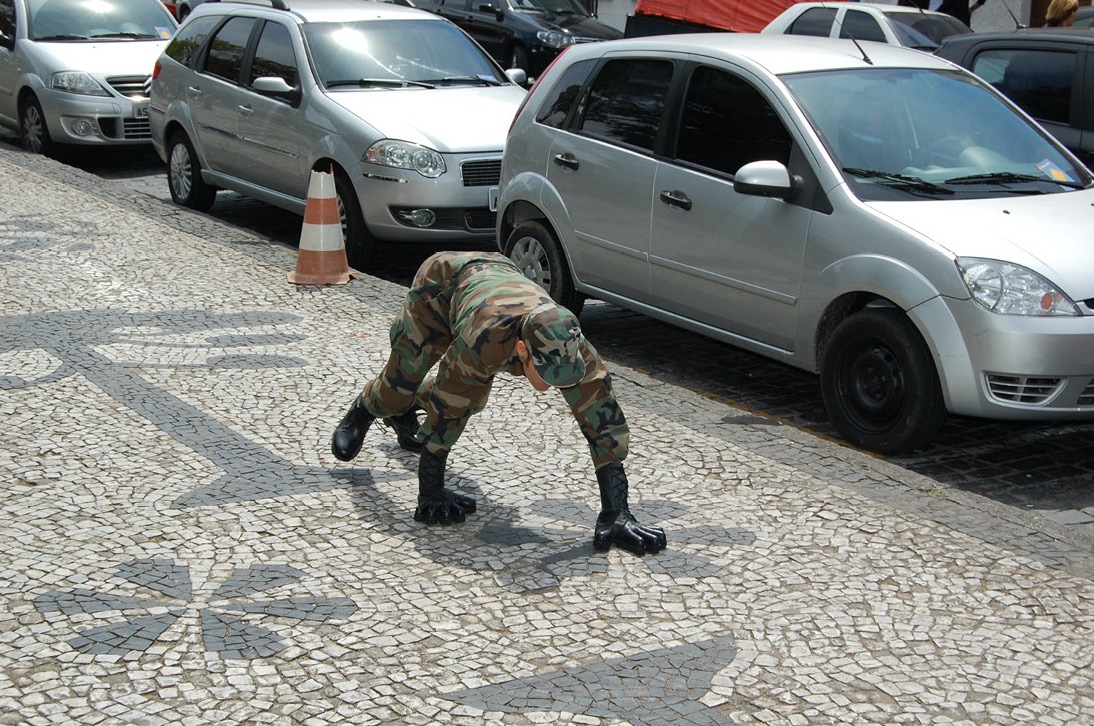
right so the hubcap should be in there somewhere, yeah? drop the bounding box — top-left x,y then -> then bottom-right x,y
169,143 -> 193,202
22,105 -> 43,154
509,235 -> 551,290
844,344 -> 905,430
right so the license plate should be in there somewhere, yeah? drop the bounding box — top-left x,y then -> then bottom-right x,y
134,103 -> 149,119
488,186 -> 499,212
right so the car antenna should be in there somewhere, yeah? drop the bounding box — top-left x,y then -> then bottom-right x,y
823,2 -> 873,65
997,0 -> 1024,29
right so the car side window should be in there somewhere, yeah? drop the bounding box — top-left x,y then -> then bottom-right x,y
572,58 -> 673,152
787,7 -> 836,37
164,15 -> 219,67
535,58 -> 596,128
0,0 -> 14,39
975,49 -> 1075,125
675,65 -> 793,176
202,16 -> 257,84
839,10 -> 886,43
249,20 -> 296,87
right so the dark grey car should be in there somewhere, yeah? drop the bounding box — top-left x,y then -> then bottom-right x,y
936,28 -> 1094,167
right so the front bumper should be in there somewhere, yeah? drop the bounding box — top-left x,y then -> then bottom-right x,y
40,89 -> 152,147
922,295 -> 1094,420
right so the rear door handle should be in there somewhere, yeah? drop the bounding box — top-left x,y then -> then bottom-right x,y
659,190 -> 692,211
553,152 -> 579,171
238,104 -> 254,117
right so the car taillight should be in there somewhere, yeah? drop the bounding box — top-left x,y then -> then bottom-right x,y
152,60 -> 161,80
508,47 -> 570,134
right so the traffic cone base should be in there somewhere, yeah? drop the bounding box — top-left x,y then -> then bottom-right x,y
288,169 -> 354,286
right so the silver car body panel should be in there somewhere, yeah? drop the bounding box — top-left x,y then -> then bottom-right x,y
498,34 -> 1094,423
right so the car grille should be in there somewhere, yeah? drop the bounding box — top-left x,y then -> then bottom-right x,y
986,375 -> 1062,405
107,75 -> 151,99
1078,380 -> 1094,406
122,118 -> 152,140
461,159 -> 501,187
465,208 -> 496,230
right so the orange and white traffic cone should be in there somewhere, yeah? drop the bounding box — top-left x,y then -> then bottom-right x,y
288,168 -> 353,286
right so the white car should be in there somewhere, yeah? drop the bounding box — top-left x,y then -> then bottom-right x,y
763,2 -> 971,51
150,0 -> 527,268
497,34 -> 1094,453
0,0 -> 177,155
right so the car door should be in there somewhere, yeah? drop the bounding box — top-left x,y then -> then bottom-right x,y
462,0 -> 511,60
236,19 -> 309,199
967,44 -> 1087,165
649,63 -> 814,352
547,56 -> 676,305
0,0 -> 18,127
189,15 -> 258,179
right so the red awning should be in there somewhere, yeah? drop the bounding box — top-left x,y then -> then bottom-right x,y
633,0 -> 831,34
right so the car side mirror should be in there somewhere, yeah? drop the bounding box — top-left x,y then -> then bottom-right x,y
505,68 -> 527,86
251,76 -> 301,105
733,160 -> 800,200
479,3 -> 503,19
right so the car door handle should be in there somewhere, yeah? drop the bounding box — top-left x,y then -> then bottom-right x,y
659,190 -> 692,211
553,152 -> 579,171
238,105 -> 254,117
186,85 -> 202,98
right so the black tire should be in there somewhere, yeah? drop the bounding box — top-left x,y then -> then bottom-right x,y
820,308 -> 946,454
504,220 -> 584,315
20,95 -> 53,156
334,170 -> 375,270
167,132 -> 216,211
508,44 -> 531,73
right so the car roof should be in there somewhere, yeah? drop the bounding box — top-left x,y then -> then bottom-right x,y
938,26 -> 1094,48
197,0 -> 431,22
783,2 -> 955,19
557,33 -> 959,76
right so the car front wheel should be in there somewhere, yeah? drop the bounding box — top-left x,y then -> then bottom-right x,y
820,308 -> 946,454
167,132 -> 216,211
504,220 -> 584,315
334,170 -> 375,270
20,96 -> 53,156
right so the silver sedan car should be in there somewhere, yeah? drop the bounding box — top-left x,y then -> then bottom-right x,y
150,0 -> 527,268
497,34 -> 1094,454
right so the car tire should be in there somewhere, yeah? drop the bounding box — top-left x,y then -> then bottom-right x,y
167,132 -> 217,211
504,220 -> 584,315
334,170 -> 375,270
820,308 -> 946,455
20,95 -> 53,156
508,44 -> 531,73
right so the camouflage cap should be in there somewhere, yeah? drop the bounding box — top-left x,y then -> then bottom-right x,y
521,302 -> 586,388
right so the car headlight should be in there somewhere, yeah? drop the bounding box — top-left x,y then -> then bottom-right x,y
957,257 -> 1079,316
536,30 -> 574,49
364,140 -> 445,179
51,72 -> 110,97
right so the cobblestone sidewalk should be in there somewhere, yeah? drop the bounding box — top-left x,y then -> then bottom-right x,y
1,148 -> 1092,725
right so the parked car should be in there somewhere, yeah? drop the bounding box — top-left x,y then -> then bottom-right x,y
763,2 -> 971,51
174,0 -> 209,22
416,0 -> 622,76
150,0 -> 526,268
497,33 -> 1094,454
0,0 -> 176,155
936,28 -> 1094,166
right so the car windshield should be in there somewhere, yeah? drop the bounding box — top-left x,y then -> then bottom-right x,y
782,67 -> 1089,201
511,0 -> 591,17
888,13 -> 970,50
28,0 -> 174,41
304,19 -> 507,89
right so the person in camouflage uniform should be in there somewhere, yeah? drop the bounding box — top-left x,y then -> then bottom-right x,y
332,251 -> 666,556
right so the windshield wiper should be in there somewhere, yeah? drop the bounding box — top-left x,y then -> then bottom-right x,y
843,167 -> 954,195
34,34 -> 89,41
944,172 -> 1086,189
89,32 -> 159,39
326,78 -> 435,89
433,75 -> 500,86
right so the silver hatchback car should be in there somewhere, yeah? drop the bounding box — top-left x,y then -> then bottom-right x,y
498,34 -> 1094,454
150,0 -> 527,267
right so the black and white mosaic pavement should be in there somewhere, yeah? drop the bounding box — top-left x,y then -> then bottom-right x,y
1,148 -> 1092,724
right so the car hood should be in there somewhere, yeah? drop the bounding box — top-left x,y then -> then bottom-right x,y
327,86 -> 527,153
24,39 -> 170,76
520,11 -> 623,39
872,190 -> 1094,299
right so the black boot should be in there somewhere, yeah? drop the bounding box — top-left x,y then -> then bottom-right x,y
382,407 -> 425,453
593,462 -> 667,556
414,449 -> 476,525
331,393 -> 375,461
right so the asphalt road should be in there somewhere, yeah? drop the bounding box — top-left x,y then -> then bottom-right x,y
17,139 -> 1094,536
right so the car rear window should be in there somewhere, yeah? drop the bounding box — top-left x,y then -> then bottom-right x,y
534,58 -> 596,128
973,49 -> 1075,125
572,58 -> 673,152
165,15 -> 218,67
